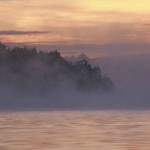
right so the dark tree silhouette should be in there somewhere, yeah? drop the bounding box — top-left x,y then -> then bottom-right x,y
0,42 -> 115,94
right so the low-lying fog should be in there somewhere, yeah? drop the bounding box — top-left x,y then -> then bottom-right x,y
0,43 -> 150,110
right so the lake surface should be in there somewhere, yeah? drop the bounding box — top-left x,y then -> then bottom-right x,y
0,111 -> 149,150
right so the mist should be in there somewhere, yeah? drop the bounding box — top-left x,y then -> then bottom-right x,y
92,54 -> 150,109
65,53 -> 150,109
0,42 -> 115,110
0,42 -> 150,110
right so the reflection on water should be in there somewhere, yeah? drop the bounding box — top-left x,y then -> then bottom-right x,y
0,111 -> 150,150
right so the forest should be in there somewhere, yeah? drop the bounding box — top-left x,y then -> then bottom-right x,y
0,42 -> 115,96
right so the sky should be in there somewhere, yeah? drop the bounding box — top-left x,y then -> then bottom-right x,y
0,0 -> 150,57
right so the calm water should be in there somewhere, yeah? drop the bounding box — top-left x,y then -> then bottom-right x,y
0,111 -> 150,150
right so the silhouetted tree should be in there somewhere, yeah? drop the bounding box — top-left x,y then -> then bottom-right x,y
0,42 -> 115,93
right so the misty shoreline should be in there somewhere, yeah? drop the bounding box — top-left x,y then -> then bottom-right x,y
0,42 -> 116,110
0,42 -> 150,110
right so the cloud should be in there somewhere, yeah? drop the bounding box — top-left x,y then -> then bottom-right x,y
0,30 -> 50,35
143,24 -> 150,26
0,0 -> 12,1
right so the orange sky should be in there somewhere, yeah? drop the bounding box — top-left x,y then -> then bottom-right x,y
0,0 -> 150,57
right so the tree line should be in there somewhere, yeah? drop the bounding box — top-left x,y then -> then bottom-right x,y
0,42 -> 115,94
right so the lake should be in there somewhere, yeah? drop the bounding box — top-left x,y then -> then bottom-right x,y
0,111 -> 149,150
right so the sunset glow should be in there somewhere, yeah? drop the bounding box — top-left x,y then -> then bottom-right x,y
1,0 -> 150,56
